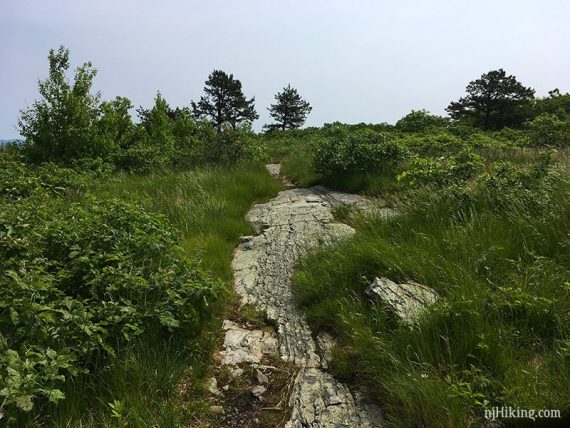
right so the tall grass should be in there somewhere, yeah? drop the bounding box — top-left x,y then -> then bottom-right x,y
292,168 -> 570,426
40,162 -> 280,427
98,162 -> 281,280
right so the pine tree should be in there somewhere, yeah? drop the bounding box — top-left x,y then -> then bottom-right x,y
191,70 -> 258,131
446,69 -> 535,129
266,84 -> 312,131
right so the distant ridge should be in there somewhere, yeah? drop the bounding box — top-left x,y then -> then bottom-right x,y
0,139 -> 23,146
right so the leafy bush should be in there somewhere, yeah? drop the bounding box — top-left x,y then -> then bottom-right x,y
313,126 -> 407,175
18,47 -> 264,173
0,150 -> 88,201
0,197 -> 220,416
526,112 -> 570,147
395,110 -> 448,133
397,132 -> 465,156
397,147 -> 483,188
204,124 -> 268,165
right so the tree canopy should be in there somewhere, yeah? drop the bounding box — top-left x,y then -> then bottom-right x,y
18,46 -> 112,163
446,69 -> 535,130
266,84 -> 312,131
191,70 -> 258,131
395,110 -> 448,133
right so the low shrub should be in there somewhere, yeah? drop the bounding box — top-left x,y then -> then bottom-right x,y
0,197 -> 220,417
0,150 -> 89,201
313,126 -> 407,175
397,147 -> 483,188
395,110 -> 449,133
397,132 -> 465,156
526,112 -> 570,147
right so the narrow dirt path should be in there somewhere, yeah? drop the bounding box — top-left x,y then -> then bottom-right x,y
231,164 -> 384,427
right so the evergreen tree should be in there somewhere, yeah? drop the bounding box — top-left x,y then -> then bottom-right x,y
446,69 -> 535,129
191,70 -> 258,131
266,84 -> 312,131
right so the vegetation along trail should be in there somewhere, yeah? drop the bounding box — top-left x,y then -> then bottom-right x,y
229,164 -> 385,427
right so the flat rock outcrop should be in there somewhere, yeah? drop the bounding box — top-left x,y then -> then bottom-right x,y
232,171 -> 385,427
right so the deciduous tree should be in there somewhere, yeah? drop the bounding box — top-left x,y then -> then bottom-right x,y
18,46 -> 111,163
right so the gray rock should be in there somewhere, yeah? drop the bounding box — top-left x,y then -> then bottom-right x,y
266,163 -> 295,188
327,394 -> 343,406
366,277 -> 438,325
230,367 -> 244,378
207,377 -> 222,397
266,163 -> 281,179
219,320 -> 278,365
256,368 -> 269,385
251,385 -> 267,400
232,166 -> 384,427
316,331 -> 335,369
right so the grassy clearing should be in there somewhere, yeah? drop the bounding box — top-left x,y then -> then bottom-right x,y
32,162 -> 280,427
292,158 -> 570,426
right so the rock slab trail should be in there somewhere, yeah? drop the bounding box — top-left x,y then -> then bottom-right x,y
231,164 -> 383,427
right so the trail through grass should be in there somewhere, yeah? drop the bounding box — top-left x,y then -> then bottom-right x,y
292,164 -> 570,427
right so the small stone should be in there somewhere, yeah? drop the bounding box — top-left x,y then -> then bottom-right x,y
207,377 -> 222,396
251,385 -> 267,398
327,394 -> 343,406
316,331 -> 335,369
239,236 -> 254,250
222,384 -> 229,391
256,368 -> 269,384
231,367 -> 244,378
209,405 -> 224,414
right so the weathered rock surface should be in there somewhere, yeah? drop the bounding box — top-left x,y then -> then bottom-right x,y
365,277 -> 439,325
266,163 -> 295,188
219,320 -> 279,366
315,331 -> 335,370
233,171 -> 385,427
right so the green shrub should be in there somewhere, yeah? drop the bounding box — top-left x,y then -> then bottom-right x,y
395,110 -> 448,133
397,147 -> 483,188
526,112 -> 570,147
204,124 -> 269,165
397,132 -> 465,156
0,197 -> 220,417
0,150 -> 88,201
313,126 -> 407,175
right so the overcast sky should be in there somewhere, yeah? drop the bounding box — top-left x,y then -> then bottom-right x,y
1,0 -> 569,138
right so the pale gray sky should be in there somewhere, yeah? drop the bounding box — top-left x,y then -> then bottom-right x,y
1,0 -> 569,138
